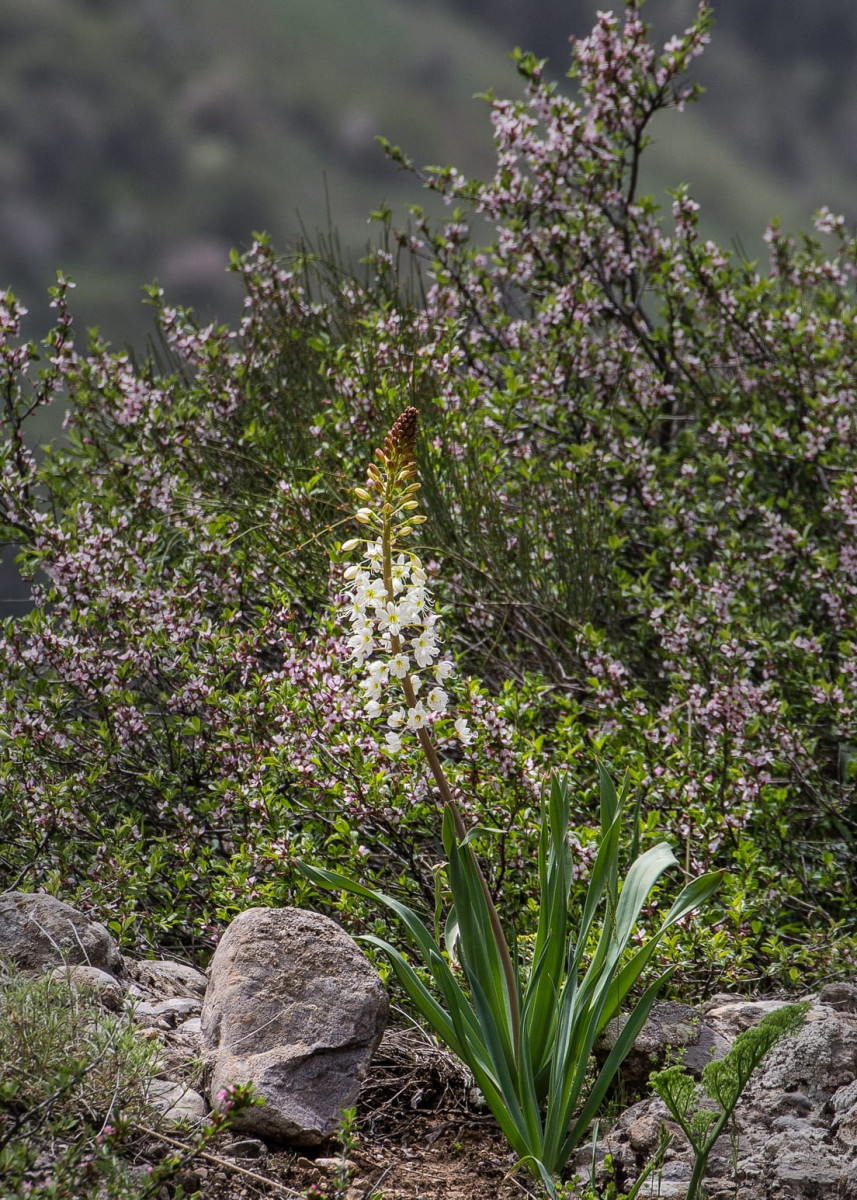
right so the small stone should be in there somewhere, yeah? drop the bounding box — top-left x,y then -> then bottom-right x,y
223,1138 -> 265,1160
772,1115 -> 813,1132
149,997 -> 202,1026
126,999 -> 161,1026
636,1179 -> 688,1200
819,982 -> 857,1014
316,1156 -> 356,1173
48,965 -> 124,1010
627,1114 -> 662,1153
167,1016 -> 204,1057
131,959 -> 208,999
146,1080 -> 206,1127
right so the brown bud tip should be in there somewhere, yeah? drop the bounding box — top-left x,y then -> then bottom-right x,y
386,407 -> 419,457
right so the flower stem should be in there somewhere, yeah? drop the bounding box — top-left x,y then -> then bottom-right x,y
381,517 -> 521,1053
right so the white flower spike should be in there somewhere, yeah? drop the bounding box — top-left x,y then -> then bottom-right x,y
341,406 -> 472,751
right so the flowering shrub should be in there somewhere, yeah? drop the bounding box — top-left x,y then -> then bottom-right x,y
0,285 -> 542,954
1,1 -> 856,985
308,3 -> 857,968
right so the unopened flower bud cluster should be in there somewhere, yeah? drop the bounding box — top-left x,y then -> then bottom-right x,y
341,539 -> 474,753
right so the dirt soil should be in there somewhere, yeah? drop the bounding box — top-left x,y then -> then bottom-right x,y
154,1027 -> 544,1200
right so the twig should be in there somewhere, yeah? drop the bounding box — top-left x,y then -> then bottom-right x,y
359,1165 -> 393,1198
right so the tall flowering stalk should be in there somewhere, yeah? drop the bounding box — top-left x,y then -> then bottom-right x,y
303,407 -> 722,1196
340,407 -> 521,1045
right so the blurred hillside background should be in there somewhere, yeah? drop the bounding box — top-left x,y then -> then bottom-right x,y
2,0 -> 856,351
1,0 -> 856,610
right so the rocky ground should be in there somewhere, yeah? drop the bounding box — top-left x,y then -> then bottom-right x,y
148,1027 -> 532,1200
3,891 -> 857,1199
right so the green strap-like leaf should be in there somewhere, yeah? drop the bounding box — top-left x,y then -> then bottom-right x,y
561,971 -> 669,1161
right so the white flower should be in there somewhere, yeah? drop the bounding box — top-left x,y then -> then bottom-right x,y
357,580 -> 387,609
406,702 -> 429,731
389,652 -> 410,678
403,584 -> 426,611
361,676 -> 384,701
412,630 -> 438,668
454,717 -> 475,746
427,687 -> 448,713
340,520 -> 453,732
385,731 -> 403,754
397,596 -> 422,626
378,603 -> 404,637
348,630 -> 374,658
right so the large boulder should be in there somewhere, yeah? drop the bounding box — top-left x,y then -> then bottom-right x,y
0,892 -> 122,976
201,907 -> 388,1144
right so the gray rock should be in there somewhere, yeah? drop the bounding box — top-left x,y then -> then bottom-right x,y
828,1079 -> 857,1148
127,994 -> 201,1030
126,999 -> 161,1026
832,1079 -> 857,1115
149,997 -> 202,1026
636,1158 -> 693,1199
703,997 -> 795,1042
177,1015 -> 202,1037
130,959 -> 207,999
146,1079 -> 206,1127
598,1001 -> 730,1084
48,965 -> 124,1010
770,1090 -> 813,1116
223,1137 -> 266,1160
602,1001 -> 857,1200
0,892 -> 122,976
201,907 -> 388,1144
819,981 -> 857,1014
749,1008 -> 857,1102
